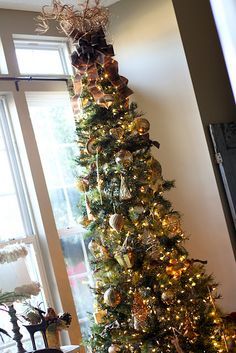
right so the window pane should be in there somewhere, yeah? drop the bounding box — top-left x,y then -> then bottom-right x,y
210,0 -> 236,102
0,108 -> 26,240
15,48 -> 65,75
61,233 -> 94,323
26,92 -> 81,229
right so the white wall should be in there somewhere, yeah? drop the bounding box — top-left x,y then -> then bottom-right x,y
110,0 -> 236,312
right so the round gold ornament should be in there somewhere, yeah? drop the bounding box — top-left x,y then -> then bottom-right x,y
104,288 -> 121,307
76,178 -> 89,192
166,265 -> 182,279
133,117 -> 150,134
109,127 -> 124,140
109,214 -> 124,232
129,205 -> 145,221
115,150 -> 133,167
161,290 -> 175,304
162,213 -> 182,236
86,137 -> 100,155
108,344 -> 121,353
149,158 -> 162,176
133,205 -> 145,214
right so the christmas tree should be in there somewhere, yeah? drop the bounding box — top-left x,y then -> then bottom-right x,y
37,1 -> 235,352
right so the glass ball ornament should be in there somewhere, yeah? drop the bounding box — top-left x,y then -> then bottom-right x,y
133,117 -> 150,134
109,214 -> 124,232
86,137 -> 98,155
115,149 -> 133,167
161,290 -> 175,304
108,344 -> 121,353
104,288 -> 121,307
109,127 -> 124,139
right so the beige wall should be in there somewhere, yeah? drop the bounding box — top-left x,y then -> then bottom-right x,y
110,0 -> 236,311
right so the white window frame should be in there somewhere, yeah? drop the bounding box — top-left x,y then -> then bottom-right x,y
0,26 -> 83,348
13,35 -> 73,76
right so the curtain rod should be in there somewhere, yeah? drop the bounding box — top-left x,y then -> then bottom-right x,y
0,76 -> 69,91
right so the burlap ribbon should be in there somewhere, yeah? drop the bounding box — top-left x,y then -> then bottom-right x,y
71,28 -> 133,103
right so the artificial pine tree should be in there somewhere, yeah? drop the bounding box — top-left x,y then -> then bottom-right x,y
37,1 -> 235,352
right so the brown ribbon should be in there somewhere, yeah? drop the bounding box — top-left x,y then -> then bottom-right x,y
71,28 -> 133,102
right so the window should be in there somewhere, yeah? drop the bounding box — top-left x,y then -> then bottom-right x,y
26,92 -> 80,229
0,29 -> 90,349
210,0 -> 236,102
26,91 -> 94,335
14,37 -> 73,76
0,98 -> 46,352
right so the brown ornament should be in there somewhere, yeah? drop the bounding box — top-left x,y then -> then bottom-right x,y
115,150 -> 133,167
149,158 -> 162,176
104,288 -> 121,307
133,117 -> 150,135
86,137 -> 99,155
161,290 -> 175,304
76,178 -> 89,192
109,127 -> 124,140
109,214 -> 124,232
108,344 -> 121,353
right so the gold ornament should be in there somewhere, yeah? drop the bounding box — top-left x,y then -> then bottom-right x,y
132,291 -> 149,331
109,214 -> 124,232
132,271 -> 140,286
120,175 -> 132,201
114,247 -> 134,268
104,288 -> 121,307
81,97 -> 90,108
162,213 -> 182,236
76,178 -> 89,192
133,117 -> 150,134
161,290 -> 175,304
166,265 -> 182,279
108,344 -> 121,353
86,137 -> 99,155
115,150 -> 133,167
109,127 -> 124,140
129,205 -> 145,221
93,310 -> 107,324
133,205 -> 145,214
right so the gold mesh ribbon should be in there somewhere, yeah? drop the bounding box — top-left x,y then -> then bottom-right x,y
36,0 -> 109,39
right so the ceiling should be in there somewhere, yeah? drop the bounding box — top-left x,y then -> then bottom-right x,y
0,0 -> 119,12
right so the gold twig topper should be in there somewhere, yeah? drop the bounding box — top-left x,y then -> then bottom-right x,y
36,0 -> 109,38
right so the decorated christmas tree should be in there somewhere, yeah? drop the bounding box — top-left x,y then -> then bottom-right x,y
37,1 -> 235,352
